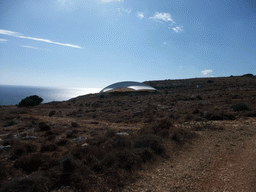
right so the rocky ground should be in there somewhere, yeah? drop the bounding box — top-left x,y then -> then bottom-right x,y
0,75 -> 256,191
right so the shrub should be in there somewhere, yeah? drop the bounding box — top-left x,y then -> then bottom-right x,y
18,95 -> 43,108
71,121 -> 79,127
115,150 -> 140,170
171,128 -> 196,144
138,118 -> 173,135
40,144 -> 57,153
196,95 -> 203,100
38,122 -> 51,131
207,80 -> 214,83
62,156 -> 75,173
133,134 -> 165,156
242,73 -> 254,77
132,148 -> 155,163
48,110 -> 56,117
3,120 -> 17,127
56,139 -> 69,146
10,146 -> 27,160
13,154 -> 44,174
0,175 -> 52,192
231,103 -> 251,111
40,143 -> 57,153
0,161 -> 7,181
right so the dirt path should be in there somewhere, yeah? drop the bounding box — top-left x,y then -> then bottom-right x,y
123,119 -> 256,192
194,132 -> 256,192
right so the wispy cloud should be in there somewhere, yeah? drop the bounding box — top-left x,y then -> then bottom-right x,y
21,45 -> 50,51
162,42 -> 167,46
149,12 -> 175,24
201,69 -> 213,76
117,7 -> 131,14
100,0 -> 123,2
172,26 -> 184,33
137,12 -> 144,19
0,39 -> 7,42
0,29 -> 82,49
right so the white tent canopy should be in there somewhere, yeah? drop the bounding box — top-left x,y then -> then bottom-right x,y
100,81 -> 157,93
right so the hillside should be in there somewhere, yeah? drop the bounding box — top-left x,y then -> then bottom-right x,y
1,75 -> 256,191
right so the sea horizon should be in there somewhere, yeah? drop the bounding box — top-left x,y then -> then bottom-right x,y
0,85 -> 101,106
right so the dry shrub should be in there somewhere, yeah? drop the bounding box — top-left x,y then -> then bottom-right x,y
10,141 -> 37,160
191,122 -> 225,132
61,155 -> 76,173
48,110 -> 56,117
56,139 -> 69,146
231,103 -> 251,112
0,175 -> 52,192
132,148 -> 155,163
244,110 -> 256,117
10,146 -> 27,160
3,120 -> 17,127
138,118 -> 173,136
38,122 -> 51,131
171,128 -> 196,144
71,145 -> 106,162
103,135 -> 132,151
40,143 -> 58,153
0,161 -> 7,182
204,111 -> 236,121
13,154 -> 45,174
133,134 -> 165,156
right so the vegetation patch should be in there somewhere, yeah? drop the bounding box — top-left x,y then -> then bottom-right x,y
231,103 -> 251,112
17,95 -> 43,108
3,120 -> 17,127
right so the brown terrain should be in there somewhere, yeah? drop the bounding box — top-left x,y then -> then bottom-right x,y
1,75 -> 256,191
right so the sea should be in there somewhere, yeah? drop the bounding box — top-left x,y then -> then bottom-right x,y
0,85 -> 101,106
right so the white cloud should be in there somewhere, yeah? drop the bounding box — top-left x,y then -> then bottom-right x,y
0,29 -> 81,49
201,69 -> 213,76
100,0 -> 123,2
162,42 -> 167,46
0,39 -> 7,42
117,7 -> 131,14
172,26 -> 184,33
21,45 -> 50,51
137,12 -> 144,19
150,12 -> 175,24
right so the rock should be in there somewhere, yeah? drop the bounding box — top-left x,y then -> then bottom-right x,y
81,143 -> 89,147
72,136 -> 87,143
0,145 -> 11,152
22,136 -> 38,140
13,132 -> 27,139
116,132 -> 129,136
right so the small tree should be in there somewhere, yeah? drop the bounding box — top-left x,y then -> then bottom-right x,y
18,95 -> 43,107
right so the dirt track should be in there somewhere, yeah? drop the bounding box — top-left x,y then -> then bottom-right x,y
123,118 -> 256,192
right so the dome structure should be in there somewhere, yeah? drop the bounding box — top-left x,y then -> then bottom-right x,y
100,81 -> 157,93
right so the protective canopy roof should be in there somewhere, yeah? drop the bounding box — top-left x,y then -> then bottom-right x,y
100,81 -> 157,93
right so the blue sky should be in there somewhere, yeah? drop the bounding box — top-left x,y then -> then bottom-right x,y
0,0 -> 256,89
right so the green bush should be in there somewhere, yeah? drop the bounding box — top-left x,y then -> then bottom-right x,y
18,95 -> 43,108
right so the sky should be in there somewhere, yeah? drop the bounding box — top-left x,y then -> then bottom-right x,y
0,0 -> 256,89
